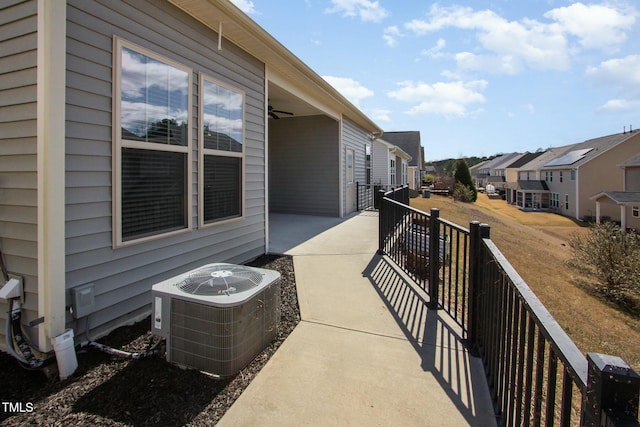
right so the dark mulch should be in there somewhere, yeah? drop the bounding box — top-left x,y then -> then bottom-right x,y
0,255 -> 299,426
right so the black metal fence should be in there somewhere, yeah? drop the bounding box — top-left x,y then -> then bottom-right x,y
357,182 -> 404,211
378,187 -> 640,426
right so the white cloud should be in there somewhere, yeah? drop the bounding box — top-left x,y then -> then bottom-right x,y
326,0 -> 389,23
383,26 -> 402,47
402,2 -> 636,74
586,55 -> 640,90
229,0 -> 256,14
322,76 -> 374,107
387,80 -> 487,117
544,3 -> 635,50
421,38 -> 446,58
587,55 -> 640,111
598,98 -> 640,112
367,108 -> 392,123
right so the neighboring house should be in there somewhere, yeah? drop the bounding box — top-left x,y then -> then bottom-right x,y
0,0 -> 382,354
476,153 -> 522,188
506,145 -> 576,208
541,130 -> 640,221
591,152 -> 640,230
371,138 -> 412,187
469,160 -> 488,189
502,151 -> 544,204
379,131 -> 423,190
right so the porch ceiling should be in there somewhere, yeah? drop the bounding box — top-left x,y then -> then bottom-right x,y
269,82 -> 324,119
168,0 -> 382,132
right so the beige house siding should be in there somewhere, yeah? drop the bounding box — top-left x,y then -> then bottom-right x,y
625,166 -> 640,191
625,166 -> 640,230
579,135 -> 640,221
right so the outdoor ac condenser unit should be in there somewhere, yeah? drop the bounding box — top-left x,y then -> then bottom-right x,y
151,263 -> 280,377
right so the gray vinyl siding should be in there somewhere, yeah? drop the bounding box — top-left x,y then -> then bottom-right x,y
342,118 -> 370,215
65,0 -> 266,338
372,140 -> 391,185
0,0 -> 39,351
269,115 -> 340,216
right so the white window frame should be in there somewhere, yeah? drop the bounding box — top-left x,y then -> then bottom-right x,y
633,206 -> 639,218
198,73 -> 245,228
112,37 -> 193,247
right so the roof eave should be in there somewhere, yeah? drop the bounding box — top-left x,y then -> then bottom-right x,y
168,0 -> 383,134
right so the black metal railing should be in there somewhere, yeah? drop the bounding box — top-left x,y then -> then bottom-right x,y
378,189 -> 640,426
357,183 -> 406,211
378,187 -> 469,328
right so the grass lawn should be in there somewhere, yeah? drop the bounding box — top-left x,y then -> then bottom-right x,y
411,192 -> 640,371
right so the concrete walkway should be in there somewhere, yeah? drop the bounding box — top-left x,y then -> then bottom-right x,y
218,212 -> 496,426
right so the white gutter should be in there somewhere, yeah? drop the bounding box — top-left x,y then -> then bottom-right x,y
37,0 -> 67,351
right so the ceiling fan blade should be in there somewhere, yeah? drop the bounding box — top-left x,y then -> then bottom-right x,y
268,104 -> 293,119
271,109 -> 294,116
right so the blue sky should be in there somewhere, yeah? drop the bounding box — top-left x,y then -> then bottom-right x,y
230,0 -> 640,161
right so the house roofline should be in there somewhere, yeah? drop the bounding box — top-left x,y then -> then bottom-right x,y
169,0 -> 383,134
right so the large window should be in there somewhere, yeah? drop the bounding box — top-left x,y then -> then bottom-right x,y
199,74 -> 244,226
113,38 -> 192,245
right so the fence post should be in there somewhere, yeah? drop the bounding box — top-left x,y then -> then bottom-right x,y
428,208 -> 440,309
377,190 -> 386,255
466,222 -> 490,355
467,221 -> 481,355
582,353 -> 640,426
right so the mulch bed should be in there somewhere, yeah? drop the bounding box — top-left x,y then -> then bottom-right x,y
0,255 -> 299,426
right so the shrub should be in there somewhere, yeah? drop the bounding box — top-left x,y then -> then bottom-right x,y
452,182 -> 475,203
453,159 -> 477,202
568,222 -> 640,305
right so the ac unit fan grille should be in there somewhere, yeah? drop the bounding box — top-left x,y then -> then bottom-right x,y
175,264 -> 264,296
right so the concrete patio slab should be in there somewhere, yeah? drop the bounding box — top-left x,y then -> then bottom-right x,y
219,212 -> 496,426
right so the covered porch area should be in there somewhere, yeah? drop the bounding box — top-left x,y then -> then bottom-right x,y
515,180 -> 551,211
590,191 -> 640,230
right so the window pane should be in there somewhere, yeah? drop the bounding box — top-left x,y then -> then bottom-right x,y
202,79 -> 243,152
120,47 -> 189,146
122,148 -> 186,240
203,155 -> 241,222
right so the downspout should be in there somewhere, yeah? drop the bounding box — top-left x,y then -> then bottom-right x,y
264,66 -> 270,253
37,0 -> 67,352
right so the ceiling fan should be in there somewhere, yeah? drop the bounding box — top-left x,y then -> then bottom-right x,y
268,104 -> 294,120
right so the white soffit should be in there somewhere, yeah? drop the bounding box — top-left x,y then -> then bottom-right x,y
168,0 -> 381,133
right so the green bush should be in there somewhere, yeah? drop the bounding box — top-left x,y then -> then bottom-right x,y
569,222 -> 640,306
453,159 -> 477,202
452,182 -> 475,203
